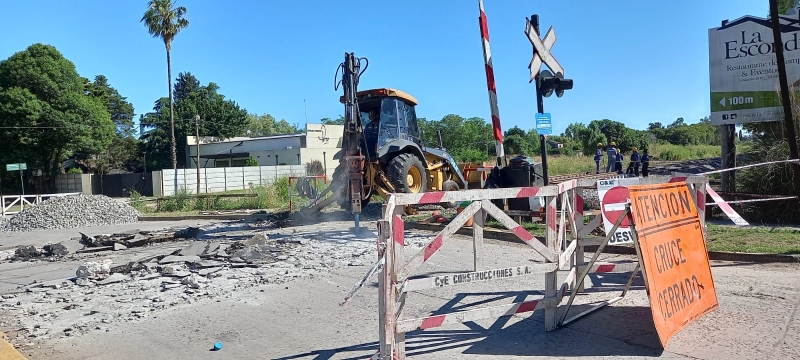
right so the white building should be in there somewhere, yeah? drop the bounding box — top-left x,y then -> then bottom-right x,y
185,123 -> 344,177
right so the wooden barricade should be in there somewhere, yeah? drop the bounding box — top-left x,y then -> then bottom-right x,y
370,174 -> 710,360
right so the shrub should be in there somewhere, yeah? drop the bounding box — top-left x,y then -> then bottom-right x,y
244,155 -> 259,167
306,159 -> 325,175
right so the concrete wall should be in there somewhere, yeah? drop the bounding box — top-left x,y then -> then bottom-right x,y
152,171 -> 163,197
186,135 -> 304,169
158,165 -> 307,196
54,174 -> 92,195
302,123 -> 344,178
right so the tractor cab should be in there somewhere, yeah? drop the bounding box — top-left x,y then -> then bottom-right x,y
341,88 -> 422,160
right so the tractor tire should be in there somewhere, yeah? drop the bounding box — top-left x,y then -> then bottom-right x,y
387,153 -> 428,194
332,165 -> 371,212
441,179 -> 460,209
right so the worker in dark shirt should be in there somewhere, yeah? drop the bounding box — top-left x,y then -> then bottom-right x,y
630,147 -> 641,177
362,109 -> 380,158
594,143 -> 603,174
616,151 -> 624,174
641,149 -> 651,177
605,142 -> 617,173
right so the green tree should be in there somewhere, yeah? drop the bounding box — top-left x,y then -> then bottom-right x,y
320,115 -> 344,125
85,75 -> 136,137
0,44 -> 114,189
141,0 -> 190,170
85,75 -> 139,174
242,113 -> 301,137
173,71 -> 200,102
141,76 -> 248,169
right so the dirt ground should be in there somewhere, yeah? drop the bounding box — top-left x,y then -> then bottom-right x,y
1,218 -> 798,360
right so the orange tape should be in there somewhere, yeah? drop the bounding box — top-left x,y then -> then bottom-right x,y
629,182 -> 719,348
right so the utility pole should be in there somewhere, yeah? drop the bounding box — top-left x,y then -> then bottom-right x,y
195,115 -> 201,195
769,0 -> 800,198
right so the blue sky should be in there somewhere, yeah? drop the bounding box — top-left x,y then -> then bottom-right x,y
0,0 -> 766,135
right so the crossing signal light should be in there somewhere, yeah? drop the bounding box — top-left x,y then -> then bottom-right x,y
536,70 -> 573,98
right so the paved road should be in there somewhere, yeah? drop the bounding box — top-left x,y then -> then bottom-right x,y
14,225 -> 799,360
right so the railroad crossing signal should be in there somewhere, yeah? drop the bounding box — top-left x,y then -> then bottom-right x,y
525,16 -> 563,82
536,69 -> 574,98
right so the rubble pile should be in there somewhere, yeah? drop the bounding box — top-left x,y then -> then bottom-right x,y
0,229 -> 406,342
1,194 -> 141,232
4,228 -> 184,262
0,215 -> 7,229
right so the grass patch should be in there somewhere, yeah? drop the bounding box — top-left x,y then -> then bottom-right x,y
486,220 -> 544,233
705,224 -> 800,254
130,177 -> 294,214
647,143 -> 720,161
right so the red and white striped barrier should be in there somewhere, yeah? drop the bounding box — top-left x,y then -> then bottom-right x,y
705,185 -> 749,226
478,0 -> 505,163
698,158 -> 800,176
361,172 -> 708,359
707,196 -> 797,205
392,186 -> 558,206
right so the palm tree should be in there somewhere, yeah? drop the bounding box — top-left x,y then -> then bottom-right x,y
141,0 -> 189,170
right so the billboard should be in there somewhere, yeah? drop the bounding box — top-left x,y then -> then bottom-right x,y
708,10 -> 800,125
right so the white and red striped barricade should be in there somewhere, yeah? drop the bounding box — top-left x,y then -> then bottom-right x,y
375,184 -> 567,359
363,174 -> 711,359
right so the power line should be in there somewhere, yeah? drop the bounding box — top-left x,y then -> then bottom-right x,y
0,118 -> 201,130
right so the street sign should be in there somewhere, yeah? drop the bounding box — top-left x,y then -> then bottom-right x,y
708,10 -> 800,125
525,16 -> 564,82
597,178 -> 641,245
5,163 -> 26,171
535,113 -> 552,135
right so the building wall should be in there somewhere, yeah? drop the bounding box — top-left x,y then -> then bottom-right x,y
184,124 -> 345,177
186,135 -> 303,169
301,124 -> 344,178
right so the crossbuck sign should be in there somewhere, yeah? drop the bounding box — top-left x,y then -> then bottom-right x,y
525,16 -> 564,81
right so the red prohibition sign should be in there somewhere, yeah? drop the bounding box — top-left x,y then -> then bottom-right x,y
602,186 -> 631,228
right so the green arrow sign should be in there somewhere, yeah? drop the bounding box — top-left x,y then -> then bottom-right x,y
709,91 -> 785,112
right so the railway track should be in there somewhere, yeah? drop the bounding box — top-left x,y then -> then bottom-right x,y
546,160 -> 695,185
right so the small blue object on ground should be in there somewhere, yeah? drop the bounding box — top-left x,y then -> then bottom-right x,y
213,342 -> 223,351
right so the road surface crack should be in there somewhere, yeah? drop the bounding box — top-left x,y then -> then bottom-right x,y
768,295 -> 800,359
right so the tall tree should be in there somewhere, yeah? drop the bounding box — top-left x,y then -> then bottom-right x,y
173,71 -> 200,102
86,75 -> 139,173
141,0 -> 189,170
0,44 -> 115,190
87,75 -> 136,137
141,77 -> 248,169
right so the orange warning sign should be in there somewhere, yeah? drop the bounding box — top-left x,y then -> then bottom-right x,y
629,182 -> 719,348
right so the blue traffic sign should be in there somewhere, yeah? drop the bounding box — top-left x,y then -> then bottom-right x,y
535,113 -> 552,135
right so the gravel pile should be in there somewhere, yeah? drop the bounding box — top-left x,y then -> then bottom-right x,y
0,216 -> 7,231
2,195 -> 140,232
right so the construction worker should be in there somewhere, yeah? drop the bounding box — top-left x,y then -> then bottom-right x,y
594,143 -> 603,174
641,149 -> 651,177
363,109 -> 380,157
605,141 -> 617,173
629,147 -> 641,176
616,151 -> 624,174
